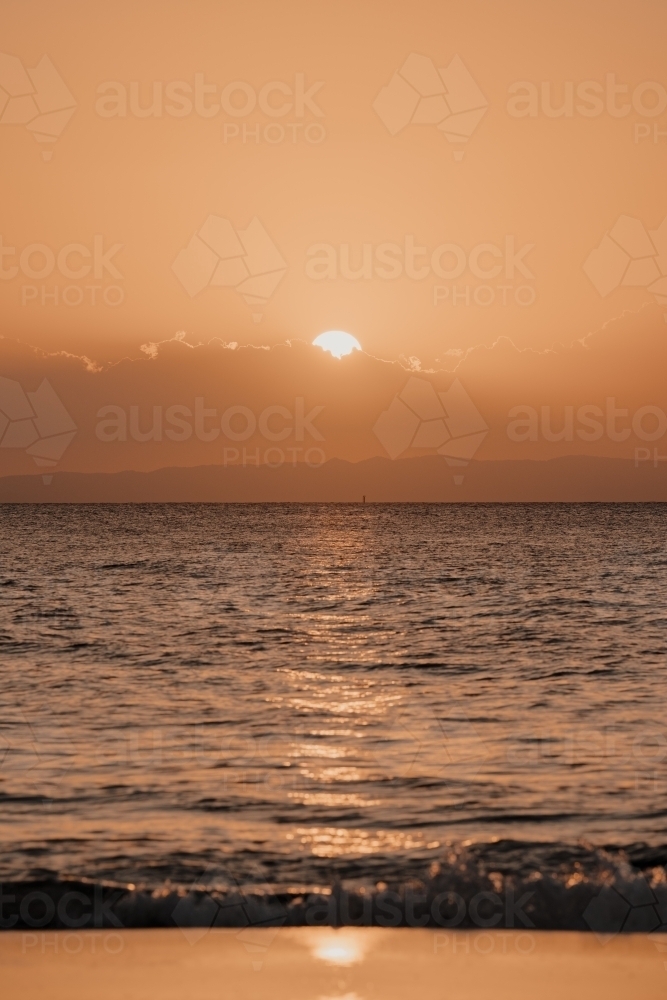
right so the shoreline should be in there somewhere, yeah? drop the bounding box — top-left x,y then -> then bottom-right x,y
3,927 -> 666,1000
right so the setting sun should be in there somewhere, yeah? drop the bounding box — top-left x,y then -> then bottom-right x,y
2,3 -> 666,999
312,330 -> 361,358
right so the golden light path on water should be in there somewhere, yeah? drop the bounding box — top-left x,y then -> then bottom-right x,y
2,505 -> 665,897
272,526 -> 444,862
293,827 -> 441,858
267,518 -> 481,864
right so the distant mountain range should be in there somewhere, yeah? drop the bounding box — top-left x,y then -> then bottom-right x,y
1,454 -> 665,502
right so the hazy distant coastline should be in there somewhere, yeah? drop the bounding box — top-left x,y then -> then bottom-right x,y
1,454 -> 665,503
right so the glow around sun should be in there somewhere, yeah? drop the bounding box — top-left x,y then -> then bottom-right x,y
312,330 -> 361,359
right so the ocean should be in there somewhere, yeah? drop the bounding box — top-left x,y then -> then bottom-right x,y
1,503 -> 666,932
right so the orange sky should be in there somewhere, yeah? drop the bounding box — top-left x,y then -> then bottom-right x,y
1,0 -> 667,481
0,303 -> 665,477
2,0 -> 667,367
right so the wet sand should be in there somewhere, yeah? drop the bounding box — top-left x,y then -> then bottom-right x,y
3,927 -> 666,1000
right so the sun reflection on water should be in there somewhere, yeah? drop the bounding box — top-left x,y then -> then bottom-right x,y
307,928 -> 369,966
296,826 -> 438,857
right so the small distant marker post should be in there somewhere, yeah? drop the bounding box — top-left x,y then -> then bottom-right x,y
362,495 -> 366,503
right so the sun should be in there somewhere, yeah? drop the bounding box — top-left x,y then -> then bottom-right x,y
312,330 -> 361,359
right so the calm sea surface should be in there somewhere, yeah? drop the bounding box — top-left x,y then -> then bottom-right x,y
1,504 -> 666,926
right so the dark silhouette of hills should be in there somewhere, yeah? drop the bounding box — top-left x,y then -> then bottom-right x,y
1,454 -> 665,502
